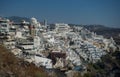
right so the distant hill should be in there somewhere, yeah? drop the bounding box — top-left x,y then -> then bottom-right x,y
5,16 -> 30,23
82,25 -> 120,37
69,24 -> 120,44
83,25 -> 120,45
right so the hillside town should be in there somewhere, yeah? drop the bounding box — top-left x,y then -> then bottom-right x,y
0,17 -> 117,73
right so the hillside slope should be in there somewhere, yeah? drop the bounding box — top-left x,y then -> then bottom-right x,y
0,45 -> 48,77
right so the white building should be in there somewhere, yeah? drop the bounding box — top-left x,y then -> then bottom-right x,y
0,19 -> 10,33
34,55 -> 52,69
55,23 -> 70,32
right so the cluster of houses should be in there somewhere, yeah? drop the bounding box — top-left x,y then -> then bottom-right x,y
0,17 -> 117,71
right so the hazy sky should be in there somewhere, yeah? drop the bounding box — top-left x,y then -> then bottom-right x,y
0,0 -> 120,27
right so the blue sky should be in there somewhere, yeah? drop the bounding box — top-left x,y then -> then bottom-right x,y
0,0 -> 120,27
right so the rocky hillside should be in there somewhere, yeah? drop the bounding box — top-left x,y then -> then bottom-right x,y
0,45 -> 48,77
85,50 -> 120,77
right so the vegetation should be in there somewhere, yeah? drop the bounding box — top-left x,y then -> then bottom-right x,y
68,50 -> 120,77
84,50 -> 120,77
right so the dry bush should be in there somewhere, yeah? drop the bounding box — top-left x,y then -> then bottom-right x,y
0,45 -> 48,77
